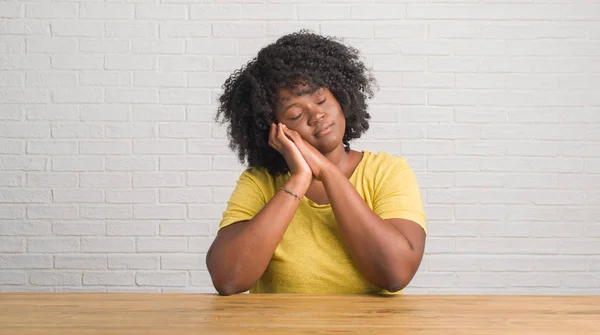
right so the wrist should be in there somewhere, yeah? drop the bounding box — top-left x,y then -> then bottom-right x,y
317,163 -> 339,182
286,174 -> 312,196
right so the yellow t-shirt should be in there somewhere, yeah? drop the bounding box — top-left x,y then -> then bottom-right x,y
218,150 -> 427,294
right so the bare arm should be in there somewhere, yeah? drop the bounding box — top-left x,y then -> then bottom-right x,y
206,123 -> 312,296
320,166 -> 426,292
206,175 -> 310,296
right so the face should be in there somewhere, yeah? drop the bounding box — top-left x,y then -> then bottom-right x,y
274,85 -> 346,154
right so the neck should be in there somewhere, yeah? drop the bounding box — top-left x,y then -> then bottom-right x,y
322,144 -> 353,172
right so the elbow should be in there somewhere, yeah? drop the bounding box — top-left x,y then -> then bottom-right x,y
214,282 -> 241,296
384,280 -> 406,293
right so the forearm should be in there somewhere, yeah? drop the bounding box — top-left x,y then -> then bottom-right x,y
207,175 -> 311,295
321,167 -> 414,291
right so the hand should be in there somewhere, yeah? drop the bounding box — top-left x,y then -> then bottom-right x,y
268,123 -> 312,180
281,124 -> 335,180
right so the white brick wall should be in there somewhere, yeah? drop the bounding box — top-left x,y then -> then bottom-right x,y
1,0 -> 599,295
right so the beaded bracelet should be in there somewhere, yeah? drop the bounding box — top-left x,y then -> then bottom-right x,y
279,187 -> 301,201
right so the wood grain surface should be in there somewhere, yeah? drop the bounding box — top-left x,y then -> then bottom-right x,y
1,293 -> 598,334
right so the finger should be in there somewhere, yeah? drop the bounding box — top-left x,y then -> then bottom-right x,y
282,125 -> 303,145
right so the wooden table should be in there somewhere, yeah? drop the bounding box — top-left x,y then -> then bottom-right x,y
0,293 -> 598,334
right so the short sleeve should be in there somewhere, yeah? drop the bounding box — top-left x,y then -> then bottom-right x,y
372,156 -> 427,234
218,169 -> 268,231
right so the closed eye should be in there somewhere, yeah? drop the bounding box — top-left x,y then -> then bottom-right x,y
290,112 -> 303,121
317,98 -> 326,105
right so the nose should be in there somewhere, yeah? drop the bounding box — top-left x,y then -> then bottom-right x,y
307,108 -> 325,126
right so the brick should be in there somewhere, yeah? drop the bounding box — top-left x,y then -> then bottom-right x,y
428,157 -> 480,172
402,73 -> 454,89
0,19 -> 49,35
132,106 -> 185,121
373,124 -> 424,139
137,237 -> 186,252
0,255 -> 52,269
189,271 -> 213,289
159,22 -> 210,38
187,107 -> 221,122
106,88 -> 157,104
187,171 -> 240,186
532,191 -> 584,206
427,124 -> 479,140
0,272 -> 27,285
562,5 -> 600,20
106,287 -> 160,293
483,24 -> 533,39
188,139 -> 232,155
296,5 -> 348,20
507,41 -> 559,56
0,189 -> 50,203
481,222 -> 529,237
53,222 -> 105,236
0,172 -> 21,187
159,188 -> 211,204
372,56 -> 426,72
136,271 -> 186,287
25,173 -> 74,188
26,37 -> 76,53
106,221 -> 157,236
108,255 -> 159,270
189,237 -> 213,253
83,272 -> 135,286
27,140 -> 77,155
105,55 -> 155,71
531,223 -> 583,238
0,140 -> 24,154
133,172 -> 184,188
27,237 -> 79,253
80,105 -> 129,122
0,221 -> 49,236
80,173 -> 131,188
190,4 -> 242,20
134,72 -> 185,88
399,107 -> 453,123
51,88 -> 103,103
80,39 -> 130,54
161,254 -> 206,270
212,156 -> 244,171
26,3 -> 77,19
105,21 -> 157,38
159,89 -> 210,105
133,140 -> 185,154
1,156 -> 46,171
80,140 -> 130,155
427,189 -> 479,204
455,74 -> 506,89
159,123 -> 211,139
457,274 -> 506,288
408,4 -> 562,20
534,24 -> 587,39
504,173 -> 558,189
136,5 -> 186,20
106,189 -> 157,204
321,23 -> 373,39
0,70 -> 23,86
559,175 -> 600,190
562,274 -> 600,289
52,56 -> 104,71
242,4 -> 295,20
189,204 -> 227,220
0,89 -> 49,104
80,72 -> 131,87
213,187 -> 234,203
81,205 -> 132,220
0,237 -> 25,252
457,238 -> 557,254
212,22 -> 265,38
28,205 -> 78,219
134,205 -> 185,220
266,22 -> 319,37
106,156 -> 158,171
160,222 -> 211,237
30,271 -> 82,286
159,156 -> 211,171
51,21 -> 104,37
106,123 -> 156,139
507,142 -> 558,157
82,237 -> 135,253
410,272 -> 455,288
52,156 -> 103,171
81,4 -> 134,19
0,55 -> 50,70
350,4 -> 404,19
26,72 -> 77,88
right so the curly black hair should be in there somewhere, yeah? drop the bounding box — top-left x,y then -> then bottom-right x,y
216,30 -> 377,177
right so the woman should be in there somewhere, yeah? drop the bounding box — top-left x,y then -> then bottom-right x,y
206,31 -> 427,296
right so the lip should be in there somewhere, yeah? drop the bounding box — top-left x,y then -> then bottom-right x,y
314,123 -> 334,137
